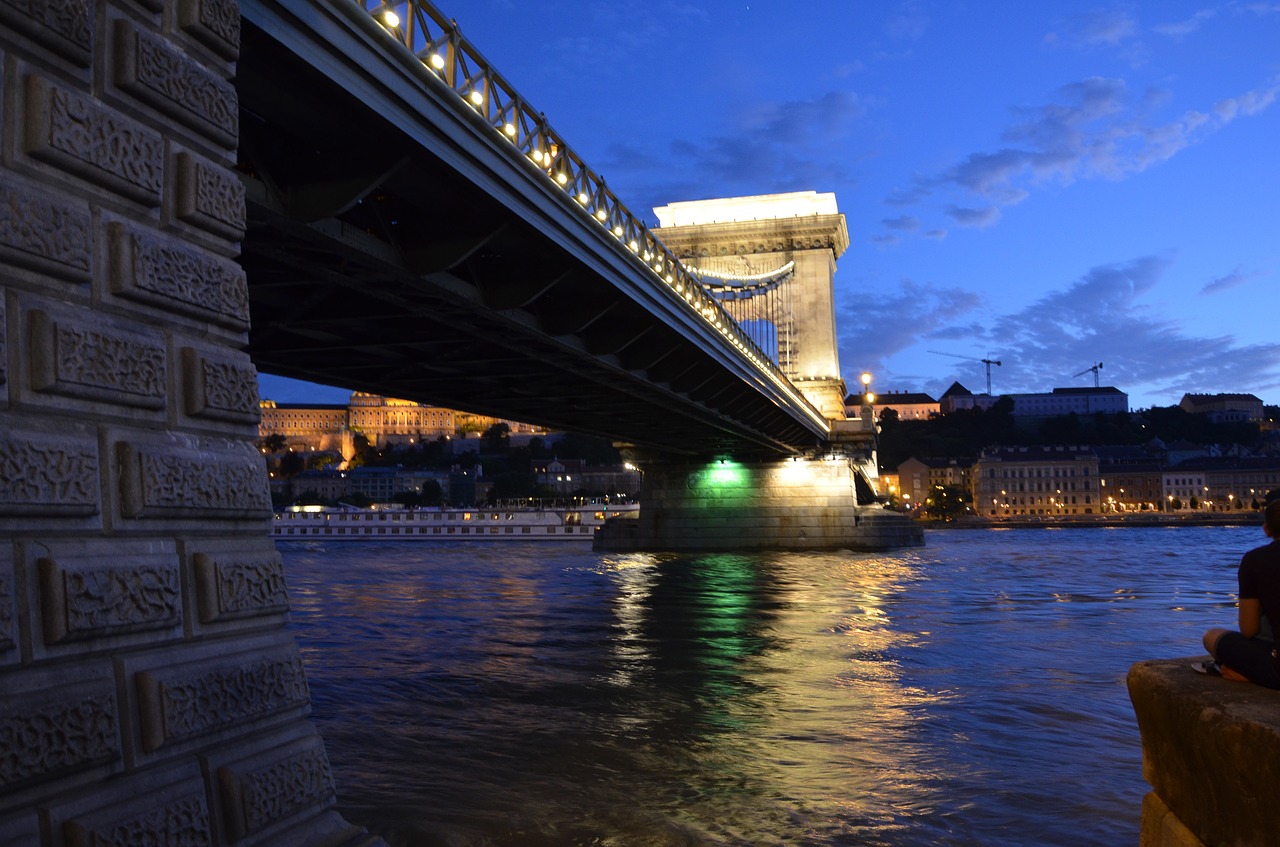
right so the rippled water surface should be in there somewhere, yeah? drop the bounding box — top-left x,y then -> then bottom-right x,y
282,525 -> 1257,846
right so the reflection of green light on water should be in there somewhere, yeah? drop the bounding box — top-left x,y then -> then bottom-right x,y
701,459 -> 748,490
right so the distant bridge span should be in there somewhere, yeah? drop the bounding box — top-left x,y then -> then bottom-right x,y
237,0 -> 835,458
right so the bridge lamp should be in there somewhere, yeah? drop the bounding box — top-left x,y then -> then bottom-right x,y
556,172 -> 568,185
577,191 -> 589,204
613,225 -> 624,237
628,240 -> 638,251
595,208 -> 607,221
503,122 -> 516,137
381,9 -> 399,28
469,90 -> 484,106
429,53 -> 446,70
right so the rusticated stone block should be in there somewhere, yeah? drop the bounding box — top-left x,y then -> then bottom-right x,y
0,545 -> 14,655
38,554 -> 181,644
115,439 -> 271,519
178,0 -> 239,61
62,779 -> 212,847
0,177 -> 92,281
112,19 -> 237,147
24,73 -> 164,205
174,150 -> 245,240
181,347 -> 260,424
135,649 -> 311,751
0,0 -> 92,66
0,296 -> 7,391
0,429 -> 98,515
108,221 -> 249,328
0,688 -> 120,793
194,549 -> 288,623
218,739 -> 335,841
29,309 -> 167,408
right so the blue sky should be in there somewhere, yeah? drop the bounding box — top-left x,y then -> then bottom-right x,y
260,1 -> 1280,410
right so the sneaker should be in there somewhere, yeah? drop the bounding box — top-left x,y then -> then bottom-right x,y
1192,661 -> 1221,676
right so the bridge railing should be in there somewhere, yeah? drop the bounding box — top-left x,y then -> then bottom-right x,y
354,0 -> 829,434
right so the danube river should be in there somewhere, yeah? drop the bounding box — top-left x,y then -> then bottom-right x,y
281,525 -> 1260,846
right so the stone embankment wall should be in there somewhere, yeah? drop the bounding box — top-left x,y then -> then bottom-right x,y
0,2 -> 377,844
1129,658 -> 1280,847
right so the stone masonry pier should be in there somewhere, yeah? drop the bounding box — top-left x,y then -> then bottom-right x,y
1128,658 -> 1280,847
0,1 -> 378,844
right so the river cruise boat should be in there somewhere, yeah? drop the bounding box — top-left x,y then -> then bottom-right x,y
273,501 -> 638,542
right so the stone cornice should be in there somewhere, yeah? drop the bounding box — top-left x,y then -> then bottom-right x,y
654,213 -> 849,260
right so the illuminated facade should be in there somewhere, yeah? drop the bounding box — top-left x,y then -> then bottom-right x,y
259,392 -> 543,454
973,445 -> 1100,516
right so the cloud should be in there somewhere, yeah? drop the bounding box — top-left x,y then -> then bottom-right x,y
941,255 -> 1280,404
603,89 -> 867,215
1154,8 -> 1217,37
1200,266 -> 1262,295
945,205 -> 1000,227
885,74 -> 1280,225
836,278 -> 983,371
885,1 -> 930,40
1046,9 -> 1140,48
882,215 -> 920,231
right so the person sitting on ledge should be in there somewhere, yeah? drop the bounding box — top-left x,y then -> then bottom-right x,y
1199,499 -> 1280,687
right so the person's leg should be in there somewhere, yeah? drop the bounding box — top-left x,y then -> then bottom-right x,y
1214,632 -> 1280,688
1204,627 -> 1233,657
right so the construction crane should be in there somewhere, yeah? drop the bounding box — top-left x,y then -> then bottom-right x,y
929,351 -> 1002,395
1074,362 -> 1103,388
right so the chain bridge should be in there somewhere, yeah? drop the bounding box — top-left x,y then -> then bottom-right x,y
238,0 -> 844,458
0,2 -> 920,845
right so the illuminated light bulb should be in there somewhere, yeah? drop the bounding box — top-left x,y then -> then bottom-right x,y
469,90 -> 484,105
667,275 -> 674,284
530,150 -> 542,162
643,251 -> 651,261
628,240 -> 638,251
556,172 -> 568,185
595,209 -> 607,221
504,123 -> 516,137
382,9 -> 400,27
577,192 -> 589,204
613,225 -> 623,236
430,53 -> 445,70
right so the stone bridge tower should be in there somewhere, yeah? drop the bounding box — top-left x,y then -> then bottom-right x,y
653,191 -> 850,421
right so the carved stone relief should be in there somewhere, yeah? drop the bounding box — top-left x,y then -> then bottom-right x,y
175,151 -> 245,239
193,550 -> 289,623
178,0 -> 239,61
39,556 -> 181,644
0,430 -> 98,515
0,691 -> 120,792
24,74 -> 164,205
0,178 -> 92,281
108,221 -> 250,328
219,744 -> 334,840
181,347 -> 260,424
0,0 -> 92,66
112,20 -> 237,146
136,653 -> 310,751
29,309 -> 167,408
64,791 -> 211,847
116,440 -> 271,519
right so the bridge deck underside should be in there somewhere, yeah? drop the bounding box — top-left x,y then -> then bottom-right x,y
236,15 -> 825,458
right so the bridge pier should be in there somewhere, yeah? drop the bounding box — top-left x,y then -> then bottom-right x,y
0,4 -> 376,845
595,455 -> 923,552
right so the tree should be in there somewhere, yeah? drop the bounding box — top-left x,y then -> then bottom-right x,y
261,433 -> 288,453
922,484 -> 969,522
482,423 -> 511,453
